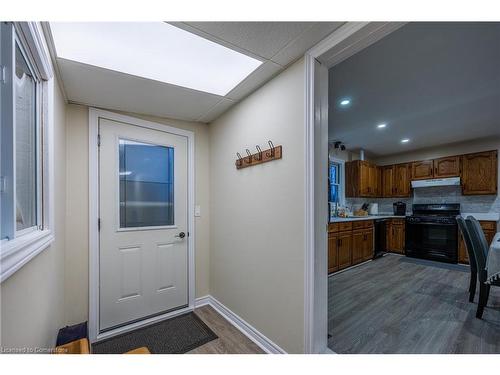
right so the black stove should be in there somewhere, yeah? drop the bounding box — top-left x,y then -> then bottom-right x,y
405,204 -> 460,263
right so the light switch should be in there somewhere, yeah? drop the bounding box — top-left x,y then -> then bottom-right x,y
195,205 -> 201,217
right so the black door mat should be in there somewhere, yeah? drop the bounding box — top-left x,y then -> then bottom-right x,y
92,312 -> 217,354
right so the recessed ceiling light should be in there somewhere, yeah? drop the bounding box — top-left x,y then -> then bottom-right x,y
339,99 -> 351,106
401,138 -> 410,143
49,22 -> 263,96
377,123 -> 387,129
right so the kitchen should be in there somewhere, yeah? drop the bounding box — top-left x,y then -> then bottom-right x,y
326,22 -> 500,353
328,148 -> 498,273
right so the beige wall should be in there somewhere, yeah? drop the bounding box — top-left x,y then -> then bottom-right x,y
209,59 -> 306,353
0,80 -> 67,350
64,105 -> 211,325
1,52 -> 307,352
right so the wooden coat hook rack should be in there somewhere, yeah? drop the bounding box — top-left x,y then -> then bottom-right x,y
235,141 -> 282,169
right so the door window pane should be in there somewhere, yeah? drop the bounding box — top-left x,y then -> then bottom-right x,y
119,139 -> 174,228
15,44 -> 38,231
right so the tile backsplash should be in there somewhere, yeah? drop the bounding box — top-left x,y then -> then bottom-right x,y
346,186 -> 500,215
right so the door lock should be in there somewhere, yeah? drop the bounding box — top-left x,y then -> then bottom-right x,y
175,232 -> 186,239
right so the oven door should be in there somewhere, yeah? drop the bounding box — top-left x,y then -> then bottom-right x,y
405,221 -> 458,263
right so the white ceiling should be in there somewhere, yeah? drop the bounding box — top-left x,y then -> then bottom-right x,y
329,22 -> 500,157
49,22 -> 343,123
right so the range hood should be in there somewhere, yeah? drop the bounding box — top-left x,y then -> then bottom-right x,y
411,177 -> 461,188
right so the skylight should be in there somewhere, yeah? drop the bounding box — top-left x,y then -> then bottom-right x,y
49,22 -> 263,96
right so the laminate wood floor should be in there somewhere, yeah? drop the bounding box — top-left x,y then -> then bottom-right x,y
188,305 -> 264,354
328,254 -> 500,354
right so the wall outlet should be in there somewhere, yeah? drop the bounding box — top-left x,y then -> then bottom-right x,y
195,205 -> 201,217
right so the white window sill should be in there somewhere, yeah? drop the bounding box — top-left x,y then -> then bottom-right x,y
0,229 -> 54,283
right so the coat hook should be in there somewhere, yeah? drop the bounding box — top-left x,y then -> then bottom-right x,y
267,140 -> 275,157
236,152 -> 243,167
255,145 -> 262,161
245,149 -> 252,163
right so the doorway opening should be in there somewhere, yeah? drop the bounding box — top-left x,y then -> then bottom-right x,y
306,22 -> 500,354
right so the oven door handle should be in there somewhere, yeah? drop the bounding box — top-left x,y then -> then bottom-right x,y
407,221 -> 456,226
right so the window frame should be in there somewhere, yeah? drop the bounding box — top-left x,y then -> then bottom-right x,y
13,30 -> 43,235
329,158 -> 345,207
117,137 -> 177,231
1,22 -> 55,282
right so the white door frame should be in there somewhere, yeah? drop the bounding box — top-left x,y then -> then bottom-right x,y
303,22 -> 407,354
88,108 -> 196,343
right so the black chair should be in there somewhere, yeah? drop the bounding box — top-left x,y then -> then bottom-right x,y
465,216 -> 500,319
456,216 -> 477,302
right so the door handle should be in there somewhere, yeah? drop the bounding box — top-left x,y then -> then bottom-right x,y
175,232 -> 186,239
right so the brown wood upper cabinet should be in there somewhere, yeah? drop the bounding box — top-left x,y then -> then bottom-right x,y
381,163 -> 411,198
411,156 -> 460,180
393,163 -> 412,197
346,150 -> 497,199
461,150 -> 498,195
434,156 -> 460,178
412,160 -> 434,180
381,165 -> 394,197
346,160 -> 379,198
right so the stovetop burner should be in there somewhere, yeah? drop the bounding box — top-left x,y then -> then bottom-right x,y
410,203 -> 461,218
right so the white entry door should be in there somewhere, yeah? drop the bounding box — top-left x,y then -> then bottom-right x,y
98,117 -> 189,331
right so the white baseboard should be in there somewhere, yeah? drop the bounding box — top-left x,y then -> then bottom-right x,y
194,295 -> 211,308
195,295 -> 286,354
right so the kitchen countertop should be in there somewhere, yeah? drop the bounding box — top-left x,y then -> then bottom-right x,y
329,212 -> 500,223
461,213 -> 500,222
329,215 -> 406,223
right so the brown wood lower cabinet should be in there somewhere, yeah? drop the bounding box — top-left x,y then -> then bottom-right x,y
352,230 -> 365,265
363,229 -> 374,260
328,220 -> 374,273
337,232 -> 353,270
328,233 -> 339,273
387,219 -> 405,254
458,220 -> 497,264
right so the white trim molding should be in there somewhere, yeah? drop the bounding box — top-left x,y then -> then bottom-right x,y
0,230 -> 54,282
88,108 -> 196,343
0,22 -> 55,283
195,295 -> 286,354
303,22 -> 406,354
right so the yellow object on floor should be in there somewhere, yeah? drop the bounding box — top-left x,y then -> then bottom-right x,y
125,347 -> 151,354
55,338 -> 90,354
55,337 -> 151,354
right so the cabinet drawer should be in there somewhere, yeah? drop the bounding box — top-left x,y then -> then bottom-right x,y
480,221 -> 497,231
392,218 -> 405,225
328,223 -> 338,233
338,222 -> 353,231
352,221 -> 366,230
352,220 -> 374,230
364,220 -> 374,229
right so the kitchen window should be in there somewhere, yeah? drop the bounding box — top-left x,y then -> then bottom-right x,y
1,22 -> 54,282
329,159 -> 345,207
